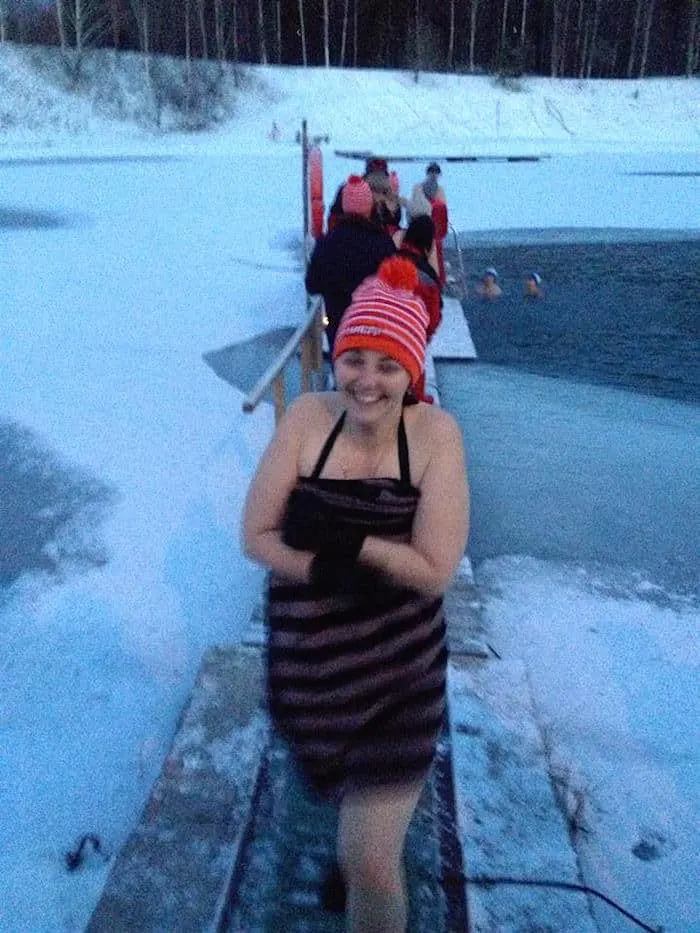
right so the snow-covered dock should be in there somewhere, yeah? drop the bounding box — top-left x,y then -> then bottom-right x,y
86,563 -> 597,933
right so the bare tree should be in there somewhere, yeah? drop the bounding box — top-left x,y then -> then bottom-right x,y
550,0 -> 563,76
519,0 -> 530,46
627,0 -> 644,76
276,0 -> 281,63
339,0 -> 349,65
257,0 -> 267,63
688,0 -> 700,75
585,0 -> 601,77
468,0 -> 482,71
297,0 -> 307,65
129,0 -> 152,81
353,0 -> 358,65
499,0 -> 510,64
0,0 -> 7,43
323,0 -> 329,67
638,0 -> 655,75
447,0 -> 455,69
55,0 -> 68,49
197,0 -> 208,59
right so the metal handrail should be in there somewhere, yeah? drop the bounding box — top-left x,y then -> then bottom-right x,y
449,222 -> 468,300
241,297 -> 324,421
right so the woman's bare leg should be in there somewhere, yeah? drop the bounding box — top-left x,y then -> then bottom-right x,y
337,781 -> 424,933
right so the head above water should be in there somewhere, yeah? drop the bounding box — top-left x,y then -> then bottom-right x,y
333,257 -> 429,386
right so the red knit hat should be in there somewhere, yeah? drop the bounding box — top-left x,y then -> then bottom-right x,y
333,257 -> 429,386
341,174 -> 373,217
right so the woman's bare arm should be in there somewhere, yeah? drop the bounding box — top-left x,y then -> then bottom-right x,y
242,396 -> 317,582
359,411 -> 469,596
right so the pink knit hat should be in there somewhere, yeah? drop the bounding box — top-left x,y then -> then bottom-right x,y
333,258 -> 429,386
341,175 -> 373,217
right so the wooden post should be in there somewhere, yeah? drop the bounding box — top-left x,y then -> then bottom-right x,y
272,374 -> 286,424
300,334 -> 312,394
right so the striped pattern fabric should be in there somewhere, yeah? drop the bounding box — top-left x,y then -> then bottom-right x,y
333,275 -> 430,386
267,476 -> 447,799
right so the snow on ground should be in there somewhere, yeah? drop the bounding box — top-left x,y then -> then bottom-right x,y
0,42 -> 698,932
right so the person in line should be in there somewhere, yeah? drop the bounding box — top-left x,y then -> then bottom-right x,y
475,267 -> 502,300
524,271 -> 544,298
306,174 -> 396,353
242,258 -> 470,933
366,170 -> 402,235
409,163 -> 448,286
396,221 -> 443,404
327,158 -> 392,233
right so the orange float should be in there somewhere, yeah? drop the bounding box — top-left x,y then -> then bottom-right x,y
308,145 -> 323,201
310,197 -> 324,239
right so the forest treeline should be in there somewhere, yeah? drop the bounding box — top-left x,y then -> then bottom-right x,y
1,0 -> 698,79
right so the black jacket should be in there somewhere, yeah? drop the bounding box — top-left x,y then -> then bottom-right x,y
305,216 -> 396,351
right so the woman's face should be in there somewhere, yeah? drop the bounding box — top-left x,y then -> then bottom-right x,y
334,348 -> 411,422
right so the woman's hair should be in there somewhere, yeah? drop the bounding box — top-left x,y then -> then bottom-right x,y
402,215 -> 435,254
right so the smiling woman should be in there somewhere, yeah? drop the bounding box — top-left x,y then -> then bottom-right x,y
242,258 -> 469,931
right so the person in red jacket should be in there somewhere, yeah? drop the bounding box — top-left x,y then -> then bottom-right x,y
396,216 -> 442,341
410,163 -> 449,286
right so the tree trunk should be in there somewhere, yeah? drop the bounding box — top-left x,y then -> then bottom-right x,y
323,0 -> 329,67
415,0 -> 420,71
639,0 -> 655,76
550,0 -> 561,76
500,0 -> 510,63
585,0 -> 601,77
353,0 -> 358,65
298,0 -> 307,66
447,0 -> 455,69
277,0 -> 281,63
574,0 -> 585,75
520,0 -> 529,46
197,0 -> 208,59
56,0 -> 68,50
469,0 -> 479,71
231,0 -> 239,62
258,0 -> 267,63
0,1 -> 6,43
109,0 -> 121,48
340,0 -> 349,65
688,0 -> 700,76
627,0 -> 644,77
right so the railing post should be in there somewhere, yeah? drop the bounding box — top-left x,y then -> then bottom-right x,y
272,373 -> 286,424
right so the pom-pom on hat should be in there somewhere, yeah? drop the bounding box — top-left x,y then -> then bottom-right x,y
333,257 -> 429,387
341,175 -> 373,217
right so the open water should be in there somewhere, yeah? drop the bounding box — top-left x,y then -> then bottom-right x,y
440,234 -> 700,597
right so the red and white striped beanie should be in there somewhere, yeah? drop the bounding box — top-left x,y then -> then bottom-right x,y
333,257 -> 429,386
341,174 -> 373,217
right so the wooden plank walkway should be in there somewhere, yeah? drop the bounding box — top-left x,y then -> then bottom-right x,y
86,559 -> 598,933
430,297 -> 477,361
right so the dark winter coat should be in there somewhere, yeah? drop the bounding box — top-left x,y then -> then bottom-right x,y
305,215 -> 396,351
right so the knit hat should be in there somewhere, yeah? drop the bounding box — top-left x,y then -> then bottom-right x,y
426,162 -> 441,175
333,257 -> 429,386
485,267 -> 498,279
341,175 -> 373,217
529,272 -> 542,285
